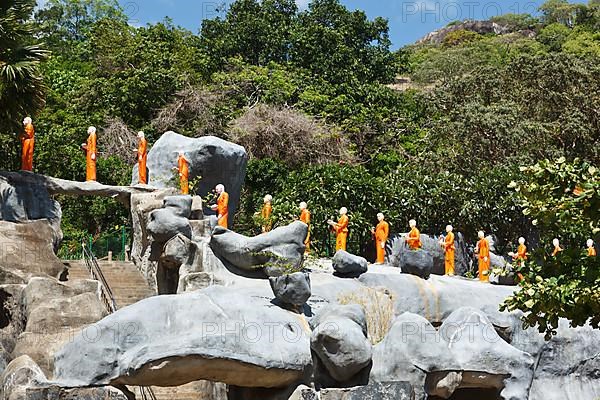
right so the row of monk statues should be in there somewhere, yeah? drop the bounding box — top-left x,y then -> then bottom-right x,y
18,118 -> 597,284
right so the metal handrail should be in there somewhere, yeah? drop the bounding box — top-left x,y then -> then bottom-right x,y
81,243 -> 158,400
82,242 -> 118,313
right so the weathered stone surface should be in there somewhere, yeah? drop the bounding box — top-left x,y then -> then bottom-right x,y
209,222 -> 307,275
528,321 -> 600,400
13,278 -> 106,377
0,220 -> 65,282
417,20 -> 515,45
371,308 -> 534,400
0,355 -> 47,400
399,249 -> 433,279
320,382 -> 414,400
163,195 -> 193,218
54,286 -> 311,389
147,208 -> 192,247
129,189 -> 178,289
269,272 -> 311,307
1,171 -> 154,210
25,386 -> 129,400
332,251 -> 368,278
389,233 -> 470,276
132,132 -> 247,226
0,173 -> 60,223
0,284 -> 25,359
310,305 -> 372,386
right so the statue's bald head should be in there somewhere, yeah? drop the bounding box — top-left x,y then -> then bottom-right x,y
88,126 -> 96,134
216,184 -> 225,193
23,117 -> 32,125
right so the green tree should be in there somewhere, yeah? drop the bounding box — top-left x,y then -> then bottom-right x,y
34,0 -> 126,46
0,0 -> 50,169
502,159 -> 600,338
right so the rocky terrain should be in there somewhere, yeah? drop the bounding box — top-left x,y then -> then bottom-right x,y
1,133 -> 599,400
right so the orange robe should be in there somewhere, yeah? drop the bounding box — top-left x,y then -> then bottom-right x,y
334,215 -> 349,252
138,137 -> 148,184
217,192 -> 229,229
444,231 -> 455,275
261,203 -> 272,232
21,123 -> 35,171
514,244 -> 527,281
85,132 -> 97,181
300,209 -> 311,253
477,238 -> 490,282
589,247 -> 597,257
375,221 -> 390,264
178,155 -> 189,194
552,246 -> 563,257
407,227 -> 422,250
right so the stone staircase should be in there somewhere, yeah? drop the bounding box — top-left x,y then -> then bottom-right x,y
64,260 -> 226,399
64,260 -> 155,308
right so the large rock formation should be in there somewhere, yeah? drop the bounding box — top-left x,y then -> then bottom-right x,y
416,20 -> 521,45
209,221 -> 308,276
54,286 -> 312,389
310,305 -> 372,387
11,278 -> 106,377
371,308 -> 534,400
528,321 -> 600,400
131,132 -> 247,226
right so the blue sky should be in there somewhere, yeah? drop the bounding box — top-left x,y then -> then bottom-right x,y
38,0 -> 584,48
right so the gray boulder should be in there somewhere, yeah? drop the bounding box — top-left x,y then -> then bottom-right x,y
163,195 -> 192,218
0,220 -> 66,282
438,307 -> 534,400
319,382 -> 414,400
399,249 -> 433,279
310,305 -> 372,386
147,208 -> 192,247
389,233 -> 470,276
132,132 -> 247,227
53,286 -> 311,389
332,251 -> 368,278
529,321 -> 600,400
0,173 -> 60,223
370,312 -> 457,399
269,272 -> 311,308
371,308 -> 534,400
209,221 -> 307,275
1,355 -> 47,400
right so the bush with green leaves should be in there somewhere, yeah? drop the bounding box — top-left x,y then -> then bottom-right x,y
502,158 -> 600,338
236,158 -> 526,258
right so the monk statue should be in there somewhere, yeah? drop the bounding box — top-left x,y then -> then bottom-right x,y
299,202 -> 311,253
135,131 -> 148,184
405,219 -> 422,250
476,231 -> 490,282
328,207 -> 349,252
20,117 -> 35,171
440,225 -> 455,276
552,238 -> 563,256
81,126 -> 97,182
174,152 -> 190,194
211,184 -> 229,229
261,194 -> 273,233
509,237 -> 527,265
371,213 -> 389,265
587,239 -> 596,257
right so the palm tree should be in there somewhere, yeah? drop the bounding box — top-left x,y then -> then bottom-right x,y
0,0 -> 50,132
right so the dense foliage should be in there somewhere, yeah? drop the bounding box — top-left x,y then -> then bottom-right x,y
1,0 -> 600,333
502,159 -> 600,337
